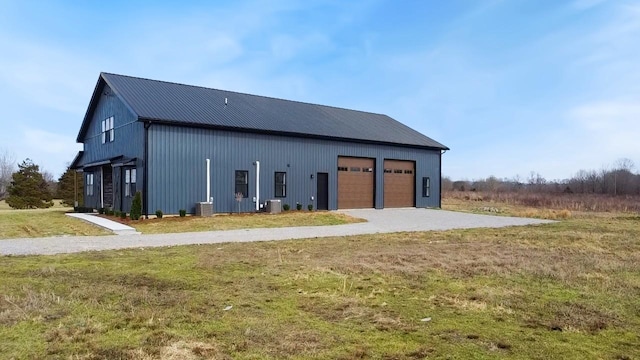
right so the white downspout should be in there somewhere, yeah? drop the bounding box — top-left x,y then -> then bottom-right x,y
255,160 -> 260,211
206,158 -> 211,203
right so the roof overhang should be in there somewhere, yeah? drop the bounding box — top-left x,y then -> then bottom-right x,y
140,117 -> 450,151
74,155 -> 126,170
69,151 -> 84,170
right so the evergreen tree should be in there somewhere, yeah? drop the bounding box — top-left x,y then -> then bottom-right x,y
130,191 -> 142,220
6,159 -> 53,209
57,166 -> 83,207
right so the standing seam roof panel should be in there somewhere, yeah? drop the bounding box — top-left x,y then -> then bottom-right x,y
101,72 -> 448,149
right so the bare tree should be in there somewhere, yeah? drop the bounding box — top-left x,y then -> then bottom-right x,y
41,170 -> 58,197
0,148 -> 16,200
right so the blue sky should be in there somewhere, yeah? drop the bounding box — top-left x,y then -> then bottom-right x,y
0,0 -> 639,180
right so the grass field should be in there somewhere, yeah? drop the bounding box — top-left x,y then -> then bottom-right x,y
0,200 -> 110,239
1,201 -> 638,358
126,211 -> 365,234
0,200 -> 363,239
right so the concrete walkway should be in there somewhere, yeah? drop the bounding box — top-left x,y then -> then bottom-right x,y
0,208 -> 554,256
66,213 -> 140,235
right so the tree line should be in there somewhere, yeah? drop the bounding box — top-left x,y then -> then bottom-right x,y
444,158 -> 640,196
0,150 -> 81,209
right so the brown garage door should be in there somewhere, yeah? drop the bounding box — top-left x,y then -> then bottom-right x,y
338,157 -> 375,209
384,160 -> 415,208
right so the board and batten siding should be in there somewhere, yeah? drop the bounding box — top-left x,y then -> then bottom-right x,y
147,124 -> 441,214
78,84 -> 145,210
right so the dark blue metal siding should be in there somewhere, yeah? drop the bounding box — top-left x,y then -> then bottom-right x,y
79,85 -> 143,163
78,85 -> 144,209
148,125 -> 441,214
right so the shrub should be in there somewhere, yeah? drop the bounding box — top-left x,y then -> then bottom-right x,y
120,212 -> 127,220
296,203 -> 302,211
307,204 -> 313,211
105,208 -> 114,216
131,192 -> 142,220
74,206 -> 94,213
114,211 -> 121,218
179,209 -> 187,217
98,207 -> 105,215
155,209 -> 163,219
283,204 -> 290,211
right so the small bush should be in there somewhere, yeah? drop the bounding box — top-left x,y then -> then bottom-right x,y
114,211 -> 121,218
105,208 -> 114,216
98,207 -> 105,215
296,203 -> 302,211
283,204 -> 290,211
307,204 -> 313,211
74,206 -> 94,213
155,210 -> 163,219
120,212 -> 127,220
131,192 -> 142,220
179,209 -> 187,217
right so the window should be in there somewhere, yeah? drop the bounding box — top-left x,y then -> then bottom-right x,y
394,169 -> 403,174
338,166 -> 348,172
422,177 -> 431,197
125,168 -> 136,197
350,167 -> 361,172
275,172 -> 286,197
384,169 -> 392,173
86,173 -> 94,196
101,116 -> 114,143
362,167 -> 374,173
404,170 -> 413,174
235,170 -> 248,198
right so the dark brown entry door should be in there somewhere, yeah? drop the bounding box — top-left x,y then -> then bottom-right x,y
317,172 -> 329,210
102,166 -> 113,208
337,157 -> 375,209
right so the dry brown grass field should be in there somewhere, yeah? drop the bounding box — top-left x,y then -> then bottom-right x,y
0,196 -> 638,359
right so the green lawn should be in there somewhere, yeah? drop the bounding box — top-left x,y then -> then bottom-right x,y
0,200 -> 363,239
1,210 -> 638,359
127,211 -> 365,234
0,200 -> 109,239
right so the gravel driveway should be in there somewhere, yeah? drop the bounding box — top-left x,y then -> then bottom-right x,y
0,208 -> 553,256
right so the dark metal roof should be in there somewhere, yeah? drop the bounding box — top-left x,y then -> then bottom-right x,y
84,72 -> 448,150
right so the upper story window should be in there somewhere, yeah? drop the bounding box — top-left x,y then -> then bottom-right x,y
102,116 -> 114,143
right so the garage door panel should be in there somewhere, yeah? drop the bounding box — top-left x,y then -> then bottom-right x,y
338,157 -> 374,209
384,160 -> 415,208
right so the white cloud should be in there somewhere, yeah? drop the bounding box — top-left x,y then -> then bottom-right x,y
0,36 -> 96,115
569,101 -> 640,155
10,128 -> 82,176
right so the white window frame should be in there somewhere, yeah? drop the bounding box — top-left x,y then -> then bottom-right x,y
101,116 -> 114,143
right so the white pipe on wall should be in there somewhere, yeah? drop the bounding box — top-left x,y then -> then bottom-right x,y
255,160 -> 260,211
206,158 -> 211,203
